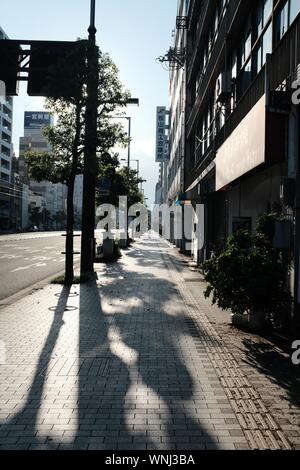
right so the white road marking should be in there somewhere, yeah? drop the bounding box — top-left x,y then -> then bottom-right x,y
0,254 -> 23,260
11,262 -> 47,273
31,256 -> 53,262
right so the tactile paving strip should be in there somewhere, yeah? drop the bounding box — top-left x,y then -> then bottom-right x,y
161,249 -> 292,450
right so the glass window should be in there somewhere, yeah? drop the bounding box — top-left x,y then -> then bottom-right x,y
290,0 -> 300,24
253,45 -> 263,74
275,0 -> 289,44
245,32 -> 252,60
262,23 -> 272,64
263,0 -> 273,24
231,52 -> 237,80
255,2 -> 263,38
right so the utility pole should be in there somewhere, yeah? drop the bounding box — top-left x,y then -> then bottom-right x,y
127,117 -> 131,168
80,0 -> 99,276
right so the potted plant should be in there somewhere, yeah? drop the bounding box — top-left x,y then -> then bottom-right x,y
202,215 -> 292,331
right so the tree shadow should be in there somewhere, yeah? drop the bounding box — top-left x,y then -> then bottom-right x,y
241,337 -> 300,410
0,285 -> 71,449
72,251 -> 219,450
0,237 -> 221,451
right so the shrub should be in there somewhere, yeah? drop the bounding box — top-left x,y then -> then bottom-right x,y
202,216 -> 292,320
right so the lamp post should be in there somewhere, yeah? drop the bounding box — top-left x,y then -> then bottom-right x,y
80,0 -> 99,276
111,116 -> 132,168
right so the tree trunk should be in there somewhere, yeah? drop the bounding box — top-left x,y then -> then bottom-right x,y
65,178 -> 75,285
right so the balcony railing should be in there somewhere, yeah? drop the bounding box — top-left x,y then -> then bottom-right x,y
268,14 -> 300,91
187,0 -> 242,138
190,67 -> 266,184
187,0 -> 210,83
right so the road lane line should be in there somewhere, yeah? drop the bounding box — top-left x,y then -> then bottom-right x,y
11,262 -> 47,273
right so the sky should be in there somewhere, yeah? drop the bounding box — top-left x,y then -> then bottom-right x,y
1,0 -> 177,205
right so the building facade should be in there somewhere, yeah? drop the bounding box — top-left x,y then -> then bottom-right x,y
0,27 -> 14,231
19,111 -> 67,227
185,0 -> 300,253
166,0 -> 300,323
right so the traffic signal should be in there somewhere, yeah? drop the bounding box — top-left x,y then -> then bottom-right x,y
0,41 -> 21,95
0,39 -> 84,97
27,41 -> 80,96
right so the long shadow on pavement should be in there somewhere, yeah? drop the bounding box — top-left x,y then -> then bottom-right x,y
73,239 -> 219,450
0,285 -> 71,449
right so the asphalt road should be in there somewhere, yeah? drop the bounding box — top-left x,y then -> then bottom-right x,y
0,232 -> 81,301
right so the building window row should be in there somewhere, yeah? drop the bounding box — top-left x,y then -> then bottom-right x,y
1,158 -> 10,171
0,172 -> 9,182
192,0 -> 300,167
194,0 -> 227,97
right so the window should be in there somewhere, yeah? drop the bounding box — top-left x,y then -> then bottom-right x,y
0,172 -> 9,182
1,159 -> 10,171
290,0 -> 300,24
262,23 -> 272,65
253,44 -> 263,74
275,0 -> 289,44
255,2 -> 264,38
254,0 -> 272,41
263,0 -> 273,24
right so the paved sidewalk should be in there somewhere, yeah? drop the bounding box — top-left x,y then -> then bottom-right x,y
0,234 -> 298,450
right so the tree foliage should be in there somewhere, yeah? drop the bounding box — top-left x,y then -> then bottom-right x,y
25,47 -> 130,188
202,215 -> 292,321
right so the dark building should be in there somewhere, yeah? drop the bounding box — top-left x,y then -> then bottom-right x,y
181,0 -> 300,319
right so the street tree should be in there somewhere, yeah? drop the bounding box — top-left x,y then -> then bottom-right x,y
96,157 -> 144,207
25,43 -> 130,284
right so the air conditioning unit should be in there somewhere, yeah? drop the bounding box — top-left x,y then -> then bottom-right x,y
215,72 -> 231,103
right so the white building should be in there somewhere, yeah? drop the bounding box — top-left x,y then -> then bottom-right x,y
167,0 -> 187,207
0,27 -> 14,231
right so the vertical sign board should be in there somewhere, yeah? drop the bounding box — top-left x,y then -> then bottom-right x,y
156,106 -> 169,163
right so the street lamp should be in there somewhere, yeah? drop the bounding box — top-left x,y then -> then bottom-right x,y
111,116 -> 131,168
111,104 -> 139,168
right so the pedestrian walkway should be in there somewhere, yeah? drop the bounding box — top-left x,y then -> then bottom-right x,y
0,234 -> 298,450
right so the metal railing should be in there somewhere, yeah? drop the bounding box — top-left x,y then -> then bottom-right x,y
186,0 -> 241,138
268,15 -> 300,91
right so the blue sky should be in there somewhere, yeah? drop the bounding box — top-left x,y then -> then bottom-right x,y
1,0 -> 177,204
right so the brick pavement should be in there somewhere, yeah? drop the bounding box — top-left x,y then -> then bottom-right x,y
0,234 -> 298,450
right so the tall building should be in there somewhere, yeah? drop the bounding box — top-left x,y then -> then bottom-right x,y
0,27 -> 14,231
167,0 -> 300,323
167,0 -> 187,208
19,111 -> 67,224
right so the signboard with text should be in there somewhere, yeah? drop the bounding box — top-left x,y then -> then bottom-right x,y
215,95 -> 266,191
24,111 -> 53,130
155,106 -> 169,163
